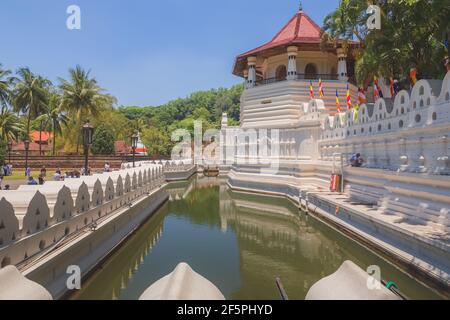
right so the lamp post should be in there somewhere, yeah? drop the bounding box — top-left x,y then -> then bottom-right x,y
7,140 -> 13,164
82,121 -> 94,176
131,133 -> 139,168
24,139 -> 30,170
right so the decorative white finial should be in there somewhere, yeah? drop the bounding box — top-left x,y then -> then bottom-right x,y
299,1 -> 303,12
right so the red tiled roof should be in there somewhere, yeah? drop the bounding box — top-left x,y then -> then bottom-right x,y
238,10 -> 322,58
30,131 -> 52,142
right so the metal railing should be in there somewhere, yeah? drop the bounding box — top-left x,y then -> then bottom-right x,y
255,73 -> 339,86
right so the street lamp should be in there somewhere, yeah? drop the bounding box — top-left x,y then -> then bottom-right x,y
82,121 -> 94,176
24,139 -> 30,170
7,140 -> 13,164
131,133 -> 139,168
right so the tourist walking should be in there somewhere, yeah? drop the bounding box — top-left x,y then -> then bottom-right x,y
25,166 -> 31,178
104,162 -> 111,173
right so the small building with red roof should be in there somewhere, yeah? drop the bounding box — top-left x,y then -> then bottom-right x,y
233,3 -> 360,121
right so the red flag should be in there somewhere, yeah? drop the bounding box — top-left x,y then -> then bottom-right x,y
335,89 -> 341,113
319,78 -> 324,98
309,80 -> 315,99
346,85 -> 352,109
358,88 -> 366,105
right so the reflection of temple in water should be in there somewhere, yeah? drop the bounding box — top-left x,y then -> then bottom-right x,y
71,210 -> 165,300
219,183 -> 349,298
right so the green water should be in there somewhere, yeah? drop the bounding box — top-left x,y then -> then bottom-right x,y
71,177 -> 442,300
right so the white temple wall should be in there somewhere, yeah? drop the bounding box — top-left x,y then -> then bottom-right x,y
0,164 -> 165,270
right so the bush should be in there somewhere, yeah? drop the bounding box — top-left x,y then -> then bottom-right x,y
91,124 -> 115,155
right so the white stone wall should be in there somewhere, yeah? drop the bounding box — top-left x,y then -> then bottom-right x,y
0,164 -> 165,269
320,72 -> 450,175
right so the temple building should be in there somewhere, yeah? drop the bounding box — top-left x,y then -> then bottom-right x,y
233,5 -> 360,128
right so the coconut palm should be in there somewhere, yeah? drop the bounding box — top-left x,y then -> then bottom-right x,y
0,105 -> 24,143
59,65 -> 115,153
35,93 -> 68,155
0,64 -> 15,109
12,67 -> 51,142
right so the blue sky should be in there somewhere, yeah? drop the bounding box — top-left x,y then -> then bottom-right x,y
1,0 -> 340,106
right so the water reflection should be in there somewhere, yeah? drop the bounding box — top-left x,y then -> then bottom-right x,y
72,177 -> 441,300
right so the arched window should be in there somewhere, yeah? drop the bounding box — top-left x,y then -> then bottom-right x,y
304,63 -> 318,79
275,65 -> 287,81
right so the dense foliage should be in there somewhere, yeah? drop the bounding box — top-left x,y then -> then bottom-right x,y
119,85 -> 243,157
0,60 -> 243,159
91,123 -> 116,155
323,0 -> 450,86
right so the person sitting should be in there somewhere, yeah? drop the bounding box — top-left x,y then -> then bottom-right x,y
27,176 -> 38,185
349,153 -> 364,167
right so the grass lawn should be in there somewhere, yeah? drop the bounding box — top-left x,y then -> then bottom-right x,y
3,171 -> 56,181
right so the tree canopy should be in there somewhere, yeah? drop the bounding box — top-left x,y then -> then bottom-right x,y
323,0 -> 450,86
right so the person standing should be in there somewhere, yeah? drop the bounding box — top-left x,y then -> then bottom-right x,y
40,166 -> 47,178
25,166 -> 31,178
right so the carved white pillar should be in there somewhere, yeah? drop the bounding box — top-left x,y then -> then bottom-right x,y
287,46 -> 298,80
337,48 -> 348,82
247,56 -> 257,88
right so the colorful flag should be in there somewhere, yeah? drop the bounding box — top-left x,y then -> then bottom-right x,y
390,78 -> 395,97
346,84 -> 352,109
410,68 -> 417,87
309,80 -> 315,99
358,88 -> 366,105
335,89 -> 341,113
374,76 -> 383,99
319,78 -> 324,98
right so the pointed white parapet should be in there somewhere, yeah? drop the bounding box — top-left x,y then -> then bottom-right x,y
18,184 -> 74,224
0,197 -> 20,248
139,262 -> 225,300
0,266 -> 52,300
305,261 -> 401,300
0,190 -> 50,237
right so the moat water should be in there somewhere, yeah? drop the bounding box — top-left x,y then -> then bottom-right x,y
71,177 -> 441,300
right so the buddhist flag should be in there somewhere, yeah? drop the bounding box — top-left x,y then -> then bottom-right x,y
374,76 -> 383,99
346,84 -> 352,109
335,89 -> 341,113
319,78 -> 324,98
410,68 -> 418,87
358,87 -> 366,105
390,78 -> 395,97
309,80 -> 315,99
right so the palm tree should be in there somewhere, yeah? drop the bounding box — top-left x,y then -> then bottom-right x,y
12,67 -> 51,142
59,65 -> 115,153
35,93 -> 68,155
0,64 -> 15,109
0,105 -> 24,142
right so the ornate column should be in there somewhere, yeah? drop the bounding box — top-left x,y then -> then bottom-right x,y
337,48 -> 348,82
287,46 -> 298,80
246,56 -> 257,88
